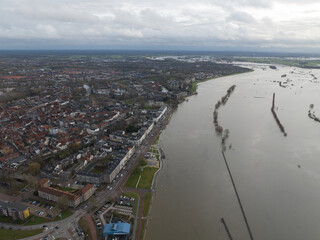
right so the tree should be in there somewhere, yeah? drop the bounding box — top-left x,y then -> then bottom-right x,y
28,162 -> 41,176
56,195 -> 69,211
25,174 -> 38,188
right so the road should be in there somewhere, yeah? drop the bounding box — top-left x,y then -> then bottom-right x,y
0,209 -> 86,240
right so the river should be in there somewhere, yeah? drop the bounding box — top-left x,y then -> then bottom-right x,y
146,64 -> 320,240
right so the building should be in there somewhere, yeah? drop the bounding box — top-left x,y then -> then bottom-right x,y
103,223 -> 131,239
152,106 -> 167,123
0,201 -> 30,220
77,147 -> 135,185
38,178 -> 96,208
76,163 -> 103,185
128,122 -> 154,146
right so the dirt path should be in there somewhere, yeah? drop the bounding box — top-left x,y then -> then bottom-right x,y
83,214 -> 98,240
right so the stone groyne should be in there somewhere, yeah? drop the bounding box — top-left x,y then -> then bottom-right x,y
271,93 -> 287,136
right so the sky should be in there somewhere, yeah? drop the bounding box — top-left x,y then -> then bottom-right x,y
1,0 -> 320,52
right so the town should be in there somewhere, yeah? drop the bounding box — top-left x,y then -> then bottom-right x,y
0,51 -> 250,240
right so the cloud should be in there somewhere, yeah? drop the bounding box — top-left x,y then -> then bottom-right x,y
16,6 -> 100,24
228,11 -> 256,23
1,0 -> 320,51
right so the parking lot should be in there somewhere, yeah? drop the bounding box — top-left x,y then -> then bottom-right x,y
21,198 -> 58,219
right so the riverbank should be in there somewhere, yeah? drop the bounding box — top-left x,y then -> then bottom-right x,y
120,107 -> 173,240
190,69 -> 254,94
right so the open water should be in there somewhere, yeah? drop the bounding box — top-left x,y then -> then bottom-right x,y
146,64 -> 320,240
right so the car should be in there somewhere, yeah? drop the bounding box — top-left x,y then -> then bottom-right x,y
55,226 -> 59,229
42,225 -> 47,228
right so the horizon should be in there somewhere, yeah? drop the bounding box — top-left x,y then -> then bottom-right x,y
1,49 -> 320,57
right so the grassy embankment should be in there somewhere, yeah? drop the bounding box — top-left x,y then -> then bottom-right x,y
0,228 -> 44,240
139,193 -> 152,240
143,193 -> 152,218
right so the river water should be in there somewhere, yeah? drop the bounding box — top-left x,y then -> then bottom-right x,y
146,64 -> 320,240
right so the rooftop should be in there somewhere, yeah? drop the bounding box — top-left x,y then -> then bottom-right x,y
103,223 -> 130,237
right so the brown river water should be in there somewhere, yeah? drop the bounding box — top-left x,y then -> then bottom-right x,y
146,63 -> 320,240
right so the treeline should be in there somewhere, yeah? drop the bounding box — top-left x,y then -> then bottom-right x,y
213,85 -> 236,150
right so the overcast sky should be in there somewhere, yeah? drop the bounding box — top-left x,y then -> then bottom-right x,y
1,0 -> 320,52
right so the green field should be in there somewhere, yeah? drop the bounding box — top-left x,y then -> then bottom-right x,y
24,215 -> 52,225
137,168 -> 158,189
25,210 -> 73,226
121,192 -> 139,215
125,158 -> 159,189
125,167 -> 141,188
190,81 -> 200,92
0,228 -> 44,240
55,210 -> 73,220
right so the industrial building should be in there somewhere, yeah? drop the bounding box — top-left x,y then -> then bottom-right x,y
103,223 -> 131,239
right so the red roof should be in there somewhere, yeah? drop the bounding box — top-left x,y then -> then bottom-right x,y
80,184 -> 94,195
39,178 -> 49,187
